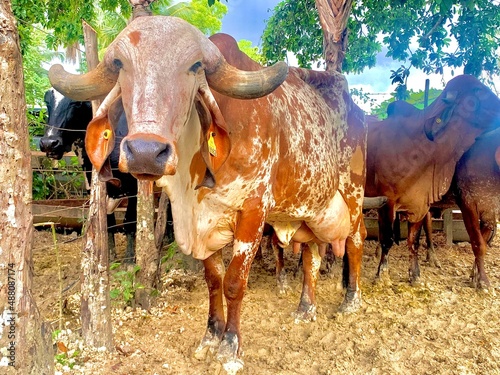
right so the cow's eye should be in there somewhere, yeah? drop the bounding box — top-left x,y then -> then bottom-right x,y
113,59 -> 123,69
189,61 -> 203,73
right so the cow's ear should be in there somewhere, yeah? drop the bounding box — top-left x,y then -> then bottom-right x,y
423,91 -> 458,141
99,158 -> 121,187
196,91 -> 231,176
85,113 -> 115,172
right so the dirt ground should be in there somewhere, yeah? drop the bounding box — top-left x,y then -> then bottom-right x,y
32,226 -> 500,375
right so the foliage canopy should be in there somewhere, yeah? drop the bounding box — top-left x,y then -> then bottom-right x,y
12,0 -> 227,106
262,0 -> 500,78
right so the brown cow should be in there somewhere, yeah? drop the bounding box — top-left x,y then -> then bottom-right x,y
49,16 -> 367,371
365,77 -> 500,286
427,127 -> 500,288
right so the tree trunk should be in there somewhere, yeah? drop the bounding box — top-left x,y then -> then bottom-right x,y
135,181 -> 161,309
80,21 -> 113,350
0,1 -> 53,373
154,191 -> 169,249
130,0 -> 155,18
315,0 -> 353,72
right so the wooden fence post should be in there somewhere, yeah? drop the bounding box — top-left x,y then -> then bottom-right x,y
135,181 -> 161,309
443,209 -> 453,246
80,20 -> 113,350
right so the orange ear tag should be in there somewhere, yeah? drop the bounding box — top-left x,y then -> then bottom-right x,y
208,132 -> 217,157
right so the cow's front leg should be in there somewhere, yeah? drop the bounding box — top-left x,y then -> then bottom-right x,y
194,251 -> 225,360
217,201 -> 266,372
292,242 -> 321,322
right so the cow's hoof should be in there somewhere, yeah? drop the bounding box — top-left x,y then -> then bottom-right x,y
408,264 -> 421,285
472,276 -> 491,292
222,359 -> 244,375
376,258 -> 389,278
277,280 -> 291,296
426,251 -> 441,268
338,290 -> 362,314
216,333 -> 240,369
408,270 -> 422,286
194,331 -> 221,360
278,284 -> 291,296
470,266 -> 491,292
292,305 -> 317,323
277,270 -> 290,295
408,274 -> 422,286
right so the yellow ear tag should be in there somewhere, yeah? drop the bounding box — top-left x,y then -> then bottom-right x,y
208,132 -> 217,157
103,129 -> 112,140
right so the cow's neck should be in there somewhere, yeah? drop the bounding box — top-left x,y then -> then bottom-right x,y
157,104 -> 233,260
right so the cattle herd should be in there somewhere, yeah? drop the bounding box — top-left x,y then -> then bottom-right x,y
37,15 -> 500,373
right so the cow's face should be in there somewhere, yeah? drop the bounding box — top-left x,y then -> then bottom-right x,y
424,75 -> 500,141
449,75 -> 500,129
48,16 -> 288,182
108,26 -> 206,178
39,89 -> 92,160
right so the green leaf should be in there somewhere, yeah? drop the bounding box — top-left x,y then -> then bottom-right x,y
110,289 -> 120,299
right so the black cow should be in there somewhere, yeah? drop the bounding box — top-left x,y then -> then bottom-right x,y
40,89 -> 137,262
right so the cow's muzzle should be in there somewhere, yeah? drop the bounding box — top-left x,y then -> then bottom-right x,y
119,134 -> 177,179
39,136 -> 65,160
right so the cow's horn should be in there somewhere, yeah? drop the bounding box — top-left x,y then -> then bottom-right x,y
48,63 -> 119,102
206,58 -> 288,100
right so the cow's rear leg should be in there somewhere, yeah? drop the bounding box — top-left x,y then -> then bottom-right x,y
408,220 -> 424,285
272,233 -> 289,295
422,212 -> 440,268
460,205 -> 491,290
339,235 -> 363,313
292,242 -> 321,322
194,251 -> 225,360
375,204 -> 394,280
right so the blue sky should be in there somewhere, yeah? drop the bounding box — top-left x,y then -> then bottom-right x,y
220,0 -> 280,46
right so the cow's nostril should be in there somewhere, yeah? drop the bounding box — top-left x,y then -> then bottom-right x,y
123,138 -> 171,176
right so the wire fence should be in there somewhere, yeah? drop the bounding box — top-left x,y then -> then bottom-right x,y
31,122 -> 146,262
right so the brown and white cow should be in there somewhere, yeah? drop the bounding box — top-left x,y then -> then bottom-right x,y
48,16 -> 367,371
365,78 -> 500,286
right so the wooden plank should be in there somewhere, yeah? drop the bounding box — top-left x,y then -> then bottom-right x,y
364,213 -> 470,244
31,151 -> 77,157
